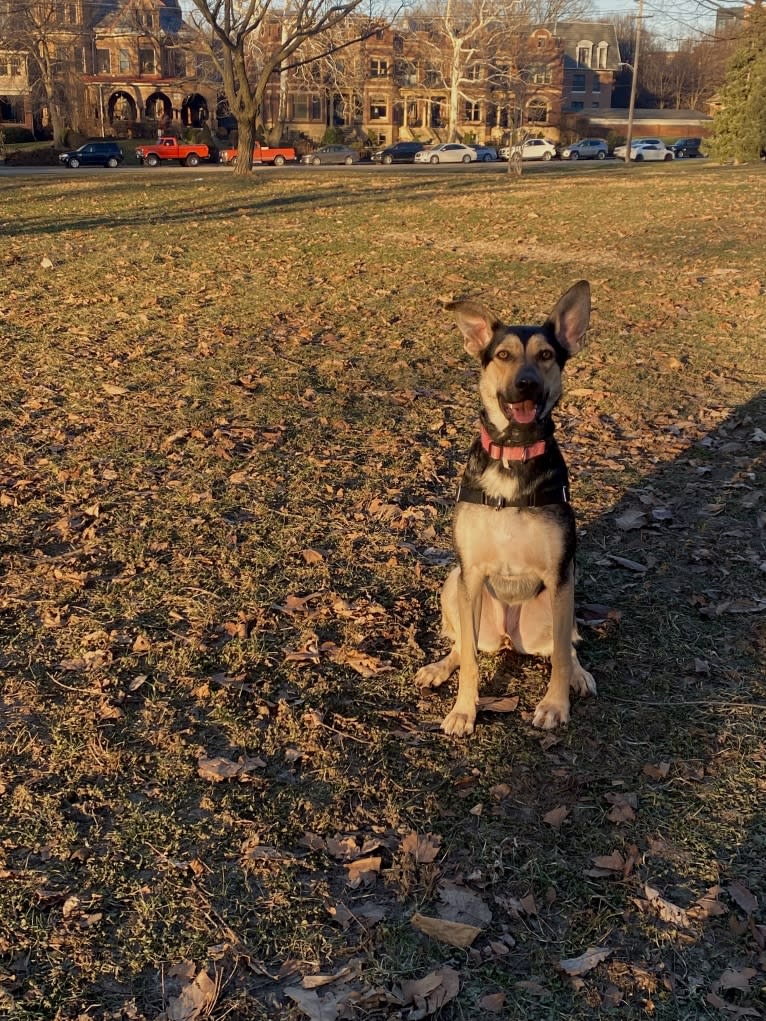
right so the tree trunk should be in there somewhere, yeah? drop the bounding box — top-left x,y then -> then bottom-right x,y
233,116 -> 256,176
447,38 -> 461,141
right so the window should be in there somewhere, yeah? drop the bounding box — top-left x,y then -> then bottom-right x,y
11,55 -> 21,75
464,100 -> 480,122
466,64 -> 481,80
576,42 -> 592,67
592,76 -> 600,93
596,42 -> 609,69
370,97 -> 387,120
139,47 -> 156,74
96,48 -> 110,73
591,101 -> 600,107
292,94 -> 321,120
570,100 -> 584,111
527,99 -> 547,123
531,63 -> 552,84
572,72 -> 586,92
119,49 -> 131,72
370,59 -> 388,77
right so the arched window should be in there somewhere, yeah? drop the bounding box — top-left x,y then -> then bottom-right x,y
576,40 -> 592,67
596,42 -> 609,69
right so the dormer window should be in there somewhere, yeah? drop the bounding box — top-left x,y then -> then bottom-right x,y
596,42 -> 609,68
576,41 -> 592,67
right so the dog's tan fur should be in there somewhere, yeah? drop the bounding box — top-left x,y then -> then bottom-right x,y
416,282 -> 596,736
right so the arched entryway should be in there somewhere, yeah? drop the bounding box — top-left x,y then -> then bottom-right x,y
107,90 -> 138,124
146,91 -> 172,120
181,93 -> 209,128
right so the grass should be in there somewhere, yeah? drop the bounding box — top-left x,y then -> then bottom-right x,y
1,161 -> 765,1020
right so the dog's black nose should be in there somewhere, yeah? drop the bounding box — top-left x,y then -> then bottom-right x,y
515,372 -> 541,393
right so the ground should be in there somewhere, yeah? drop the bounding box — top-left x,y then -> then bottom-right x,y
1,162 -> 765,1020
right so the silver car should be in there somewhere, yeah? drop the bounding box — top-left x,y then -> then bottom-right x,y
414,143 -> 477,164
302,145 -> 359,166
561,138 -> 609,160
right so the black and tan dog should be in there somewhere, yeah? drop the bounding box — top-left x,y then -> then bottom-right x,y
416,280 -> 596,736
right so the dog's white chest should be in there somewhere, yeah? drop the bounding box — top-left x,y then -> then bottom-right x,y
454,504 -> 565,581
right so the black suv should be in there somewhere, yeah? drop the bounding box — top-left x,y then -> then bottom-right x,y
372,141 -> 425,164
58,141 -> 124,168
669,137 -> 702,159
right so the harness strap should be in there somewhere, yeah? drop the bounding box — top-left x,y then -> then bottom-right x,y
456,482 -> 570,509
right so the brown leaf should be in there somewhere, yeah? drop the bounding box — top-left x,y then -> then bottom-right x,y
437,881 -> 492,927
301,548 -> 325,564
284,986 -> 340,1021
717,968 -> 757,993
706,991 -> 761,1017
643,762 -> 670,779
196,754 -> 265,782
343,855 -> 381,888
641,885 -> 691,927
399,967 -> 460,1014
543,805 -> 569,829
515,980 -> 549,996
476,695 -> 520,713
401,831 -> 441,864
689,886 -> 727,920
159,965 -> 218,1021
478,992 -> 506,1012
559,946 -> 612,976
411,912 -> 482,947
591,851 -> 626,872
727,881 -> 759,915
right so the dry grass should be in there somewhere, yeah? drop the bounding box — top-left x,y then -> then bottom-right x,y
1,162 -> 765,1020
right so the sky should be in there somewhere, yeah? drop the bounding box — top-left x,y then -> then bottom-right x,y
588,0 -> 724,42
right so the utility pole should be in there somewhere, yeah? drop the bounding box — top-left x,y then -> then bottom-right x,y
624,0 -> 644,164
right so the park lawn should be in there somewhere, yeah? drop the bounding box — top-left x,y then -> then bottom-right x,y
1,162 -> 765,1019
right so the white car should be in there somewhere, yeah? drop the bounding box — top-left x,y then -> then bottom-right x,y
414,143 -> 477,164
500,138 -> 558,161
613,138 -> 673,162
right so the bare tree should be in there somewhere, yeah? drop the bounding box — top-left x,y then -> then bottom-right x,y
0,0 -> 87,144
186,0 -> 391,174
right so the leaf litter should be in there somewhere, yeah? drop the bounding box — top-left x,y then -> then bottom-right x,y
1,170 -> 766,1019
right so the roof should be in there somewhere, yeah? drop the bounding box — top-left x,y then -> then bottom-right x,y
546,21 -> 622,69
589,108 -> 713,123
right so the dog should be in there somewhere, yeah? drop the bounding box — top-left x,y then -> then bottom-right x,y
416,280 -> 596,736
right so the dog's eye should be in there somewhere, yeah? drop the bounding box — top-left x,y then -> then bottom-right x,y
495,349 -> 510,361
538,349 -> 554,362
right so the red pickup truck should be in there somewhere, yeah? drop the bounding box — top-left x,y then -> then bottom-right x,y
219,142 -> 297,167
136,137 -> 210,167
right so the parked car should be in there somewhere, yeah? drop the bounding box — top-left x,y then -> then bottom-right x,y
372,141 -> 425,164
669,137 -> 702,158
500,138 -> 558,161
613,137 -> 668,160
560,137 -> 609,160
58,141 -> 124,168
470,144 -> 498,162
301,145 -> 359,165
414,143 -> 477,164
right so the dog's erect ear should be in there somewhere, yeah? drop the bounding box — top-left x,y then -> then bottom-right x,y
446,299 -> 501,358
548,280 -> 591,355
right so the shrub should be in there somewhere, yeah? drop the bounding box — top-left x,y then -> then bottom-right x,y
1,125 -> 35,144
5,146 -> 59,166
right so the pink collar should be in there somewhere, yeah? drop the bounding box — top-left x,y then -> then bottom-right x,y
480,424 -> 547,463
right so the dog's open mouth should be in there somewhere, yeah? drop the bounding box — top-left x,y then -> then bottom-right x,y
504,400 -> 538,425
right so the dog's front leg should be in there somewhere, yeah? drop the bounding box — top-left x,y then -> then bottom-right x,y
532,572 -> 575,730
441,566 -> 484,737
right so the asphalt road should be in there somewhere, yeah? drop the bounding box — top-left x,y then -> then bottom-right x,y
0,156 -> 711,178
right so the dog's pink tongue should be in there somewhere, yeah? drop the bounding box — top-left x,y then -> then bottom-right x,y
511,401 -> 537,424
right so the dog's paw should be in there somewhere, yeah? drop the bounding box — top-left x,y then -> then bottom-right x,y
415,661 -> 451,690
532,698 -> 570,730
441,707 -> 476,737
571,664 -> 597,697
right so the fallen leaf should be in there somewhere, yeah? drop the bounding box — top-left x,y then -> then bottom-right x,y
609,555 -> 648,572
476,695 -> 520,713
160,965 -> 218,1021
515,980 -> 548,996
411,912 -> 482,947
640,885 -> 691,927
301,548 -> 325,564
399,967 -> 460,1014
285,986 -> 340,1021
543,805 -> 569,829
437,881 -> 492,927
197,754 -> 265,782
591,851 -> 626,872
615,508 -> 647,531
706,991 -> 761,1017
478,992 -> 506,1012
343,855 -> 381,887
401,831 -> 442,863
102,383 -> 129,396
643,762 -> 670,779
717,968 -> 757,992
559,946 -> 612,976
728,881 -> 759,915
